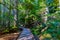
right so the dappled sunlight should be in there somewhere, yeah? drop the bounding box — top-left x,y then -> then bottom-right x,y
39,33 -> 52,40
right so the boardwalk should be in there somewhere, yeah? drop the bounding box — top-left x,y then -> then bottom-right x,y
17,28 -> 39,40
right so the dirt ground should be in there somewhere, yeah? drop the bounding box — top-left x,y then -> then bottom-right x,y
0,32 -> 44,40
0,32 -> 19,40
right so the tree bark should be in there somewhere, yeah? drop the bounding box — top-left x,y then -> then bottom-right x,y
15,0 -> 19,27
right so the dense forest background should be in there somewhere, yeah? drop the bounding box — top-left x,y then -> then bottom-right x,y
0,0 -> 60,40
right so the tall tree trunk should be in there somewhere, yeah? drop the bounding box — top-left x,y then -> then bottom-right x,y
14,0 -> 19,27
0,4 -> 2,26
40,7 -> 49,33
7,0 -> 11,29
13,0 -> 17,27
2,0 -> 5,27
14,9 -> 17,27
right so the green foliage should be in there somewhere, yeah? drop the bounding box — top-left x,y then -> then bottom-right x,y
45,0 -> 59,13
0,0 -> 60,40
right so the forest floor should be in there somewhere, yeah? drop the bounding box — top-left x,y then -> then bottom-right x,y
0,32 -> 19,40
0,32 -> 45,40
